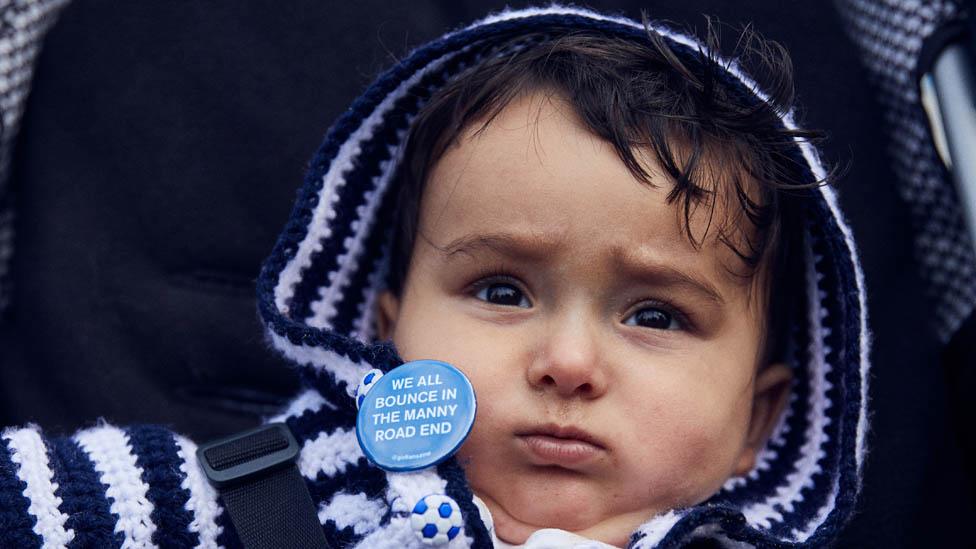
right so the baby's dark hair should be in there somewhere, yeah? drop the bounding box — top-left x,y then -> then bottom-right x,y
387,21 -> 829,364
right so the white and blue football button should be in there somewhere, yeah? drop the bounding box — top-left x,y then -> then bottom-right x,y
356,369 -> 385,409
356,359 -> 476,471
409,494 -> 463,545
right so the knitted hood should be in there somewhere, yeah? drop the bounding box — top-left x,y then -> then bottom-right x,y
256,6 -> 870,548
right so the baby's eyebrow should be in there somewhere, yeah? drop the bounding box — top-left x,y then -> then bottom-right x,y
437,231 -> 725,305
612,247 -> 726,306
437,231 -> 561,261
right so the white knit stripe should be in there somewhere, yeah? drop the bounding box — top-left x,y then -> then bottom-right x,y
630,510 -> 685,549
298,427 -> 363,479
269,330 -> 373,398
267,388 -> 331,424
307,137 -> 405,328
273,46 -> 466,317
741,244 -> 833,530
2,427 -> 75,548
74,425 -> 158,549
353,516 -> 428,549
173,436 -> 223,549
317,491 -> 387,535
385,469 -> 448,515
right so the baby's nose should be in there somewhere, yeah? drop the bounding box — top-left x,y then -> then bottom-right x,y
526,316 -> 608,399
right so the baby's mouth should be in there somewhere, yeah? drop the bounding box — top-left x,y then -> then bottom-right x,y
515,424 -> 607,467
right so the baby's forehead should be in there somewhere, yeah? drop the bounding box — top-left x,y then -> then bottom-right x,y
442,92 -> 761,252
420,92 -> 763,296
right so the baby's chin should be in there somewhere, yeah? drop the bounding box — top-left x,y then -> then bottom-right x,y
476,489 -> 649,548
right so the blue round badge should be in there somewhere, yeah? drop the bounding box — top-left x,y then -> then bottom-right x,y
356,360 -> 477,472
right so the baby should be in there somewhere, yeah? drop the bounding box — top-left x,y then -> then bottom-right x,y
0,7 -> 868,549
374,30 -> 798,547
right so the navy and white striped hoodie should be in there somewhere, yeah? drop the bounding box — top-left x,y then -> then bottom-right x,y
0,6 -> 870,548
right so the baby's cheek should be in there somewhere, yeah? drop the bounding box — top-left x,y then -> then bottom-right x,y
631,397 -> 750,502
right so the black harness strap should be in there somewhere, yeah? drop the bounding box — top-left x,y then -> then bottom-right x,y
198,423 -> 330,549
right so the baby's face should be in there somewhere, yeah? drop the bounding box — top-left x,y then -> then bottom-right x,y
379,92 -> 790,546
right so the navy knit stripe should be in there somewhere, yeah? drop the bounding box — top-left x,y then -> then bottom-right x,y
294,365 -> 359,418
0,436 -> 41,548
656,508 -> 735,549
658,506 -> 792,549
777,205 -> 865,546
767,227 -> 839,539
259,319 -> 402,384
285,402 -> 357,444
46,436 -> 123,549
626,530 -> 647,548
322,522 -> 359,548
125,425 -> 199,548
438,458 -> 492,549
288,342 -> 402,416
815,209 -> 867,546
306,460 -> 387,504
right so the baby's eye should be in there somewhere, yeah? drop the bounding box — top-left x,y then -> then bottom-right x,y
623,306 -> 680,330
475,282 -> 531,308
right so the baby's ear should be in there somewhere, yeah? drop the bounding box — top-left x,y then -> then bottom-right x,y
734,363 -> 793,476
376,291 -> 401,341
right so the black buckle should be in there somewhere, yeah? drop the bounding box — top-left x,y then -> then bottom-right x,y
197,423 -> 300,489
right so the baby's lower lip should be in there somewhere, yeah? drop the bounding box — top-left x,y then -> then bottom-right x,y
517,434 -> 604,467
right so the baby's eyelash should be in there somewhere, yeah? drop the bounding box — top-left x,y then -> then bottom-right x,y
467,273 -> 527,295
622,298 -> 696,332
459,266 -> 698,332
464,263 -> 524,287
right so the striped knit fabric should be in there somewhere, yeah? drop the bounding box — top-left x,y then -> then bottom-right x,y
835,0 -> 974,342
0,6 -> 870,548
0,0 -> 70,316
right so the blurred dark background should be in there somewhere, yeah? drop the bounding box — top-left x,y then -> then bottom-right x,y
0,1 -> 972,546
